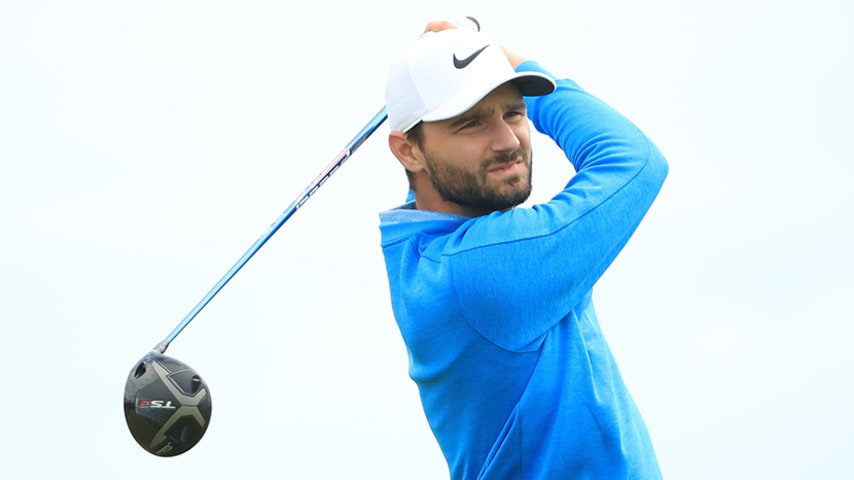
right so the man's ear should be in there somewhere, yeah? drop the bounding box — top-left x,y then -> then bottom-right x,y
388,131 -> 424,174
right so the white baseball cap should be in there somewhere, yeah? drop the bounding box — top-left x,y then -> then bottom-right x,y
385,28 -> 556,133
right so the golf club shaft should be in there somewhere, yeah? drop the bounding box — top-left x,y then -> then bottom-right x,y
154,106 -> 388,354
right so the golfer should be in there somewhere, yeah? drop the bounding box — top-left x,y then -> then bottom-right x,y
380,20 -> 668,479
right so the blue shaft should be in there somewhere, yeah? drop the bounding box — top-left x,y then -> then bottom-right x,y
154,106 -> 388,353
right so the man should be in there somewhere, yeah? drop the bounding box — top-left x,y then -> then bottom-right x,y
380,21 -> 668,479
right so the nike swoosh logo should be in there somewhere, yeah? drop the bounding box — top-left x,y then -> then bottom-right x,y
453,44 -> 490,69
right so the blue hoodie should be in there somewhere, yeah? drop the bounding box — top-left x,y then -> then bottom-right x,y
379,61 -> 668,479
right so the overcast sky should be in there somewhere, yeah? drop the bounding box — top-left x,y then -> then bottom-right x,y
2,1 -> 852,478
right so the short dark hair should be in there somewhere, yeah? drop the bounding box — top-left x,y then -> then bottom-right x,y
405,121 -> 425,149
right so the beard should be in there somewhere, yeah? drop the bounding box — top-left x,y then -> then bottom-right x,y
423,149 -> 533,213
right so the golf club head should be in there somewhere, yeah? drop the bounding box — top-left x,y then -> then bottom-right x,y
124,351 -> 212,456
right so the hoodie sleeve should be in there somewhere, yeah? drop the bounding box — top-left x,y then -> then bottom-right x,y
446,61 -> 669,350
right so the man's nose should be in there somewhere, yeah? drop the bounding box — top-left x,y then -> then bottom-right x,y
490,120 -> 521,152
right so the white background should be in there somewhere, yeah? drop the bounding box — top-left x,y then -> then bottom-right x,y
1,1 -> 852,478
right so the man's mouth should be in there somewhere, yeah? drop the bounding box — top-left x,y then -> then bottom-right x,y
488,158 -> 523,173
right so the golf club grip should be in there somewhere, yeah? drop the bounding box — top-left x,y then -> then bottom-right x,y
154,106 -> 388,353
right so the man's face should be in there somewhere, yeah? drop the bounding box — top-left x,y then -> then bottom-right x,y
416,83 -> 533,215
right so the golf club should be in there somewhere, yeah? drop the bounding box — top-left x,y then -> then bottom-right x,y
124,106 -> 387,456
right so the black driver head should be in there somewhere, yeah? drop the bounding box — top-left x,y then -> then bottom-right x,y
124,351 -> 212,456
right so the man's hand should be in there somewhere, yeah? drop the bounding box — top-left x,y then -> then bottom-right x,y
423,19 -> 459,34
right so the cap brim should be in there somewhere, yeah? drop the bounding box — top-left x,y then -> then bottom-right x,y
421,71 -> 556,124
511,71 -> 557,97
